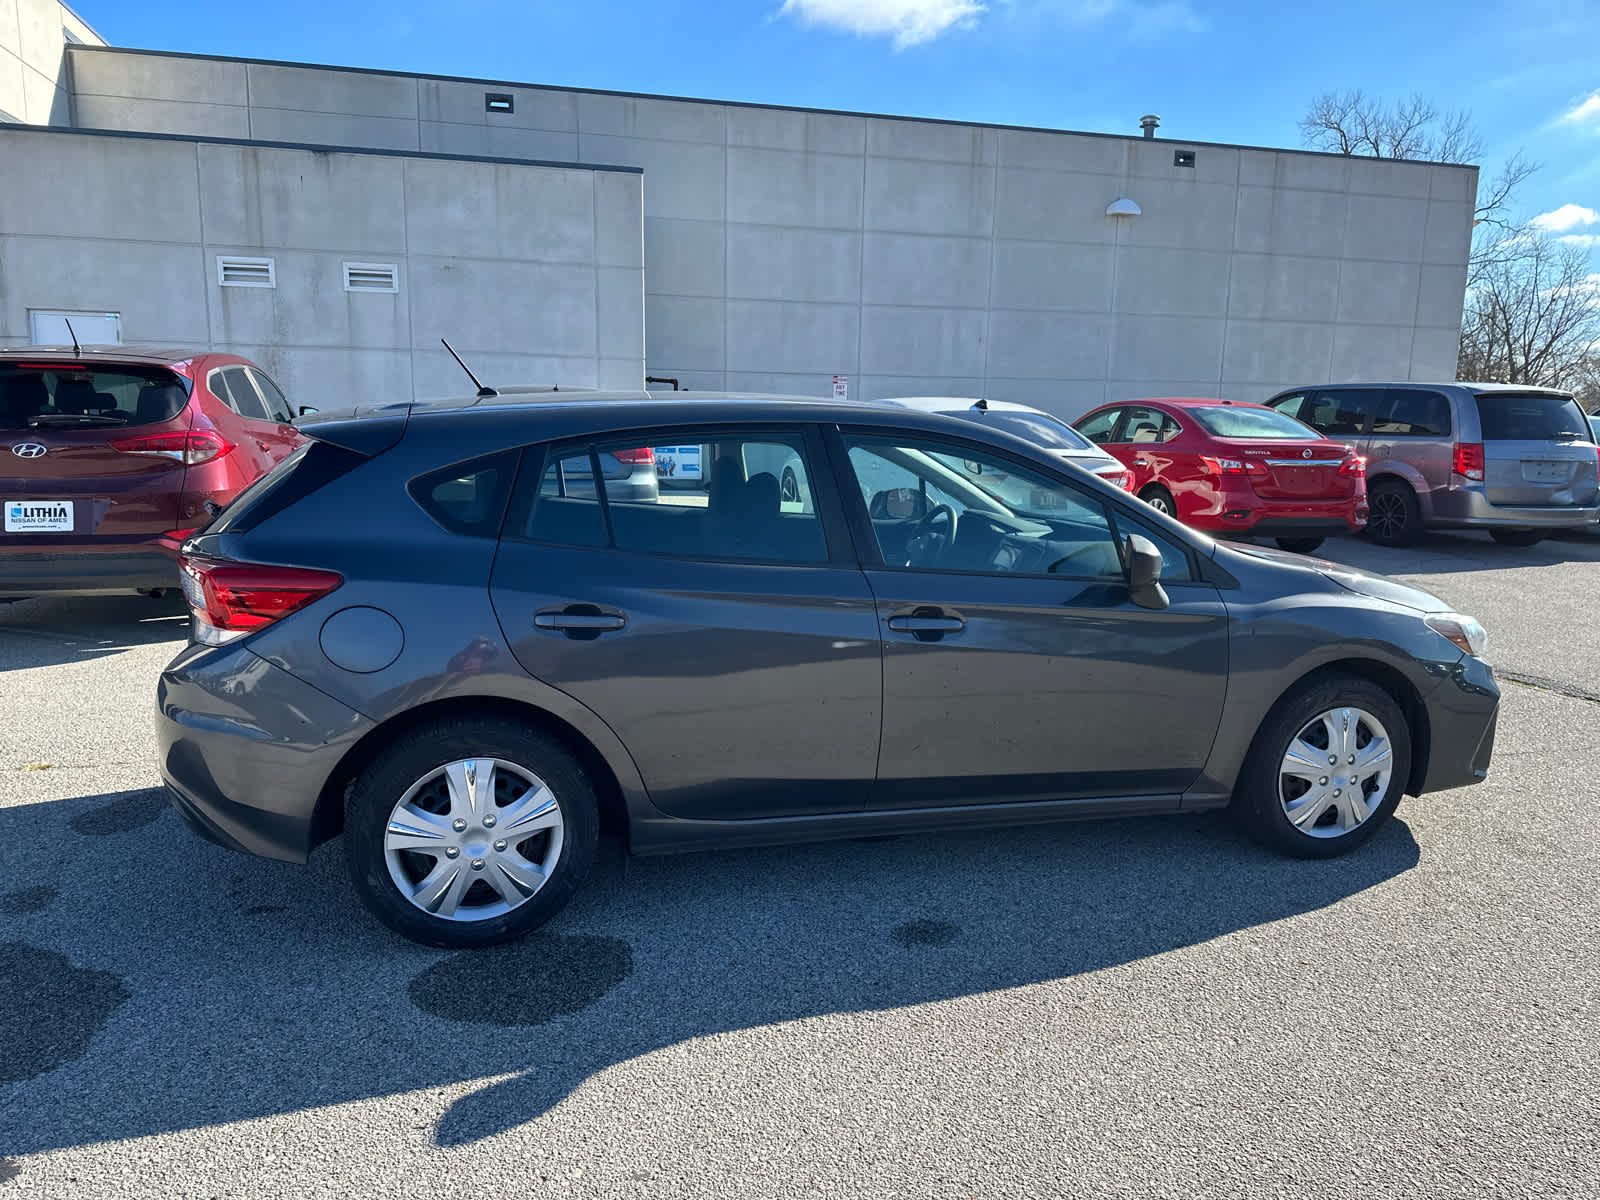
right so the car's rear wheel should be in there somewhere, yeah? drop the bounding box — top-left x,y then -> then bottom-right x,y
1139,484 -> 1176,517
1274,537 -> 1324,554
1234,674 -> 1411,859
344,717 -> 599,948
1364,480 -> 1421,547
1489,528 -> 1545,547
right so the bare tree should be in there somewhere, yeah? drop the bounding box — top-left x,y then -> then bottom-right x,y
1457,235 -> 1600,389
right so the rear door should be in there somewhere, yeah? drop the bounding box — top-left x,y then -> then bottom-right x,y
489,425 -> 882,821
1367,388 -> 1452,498
2,361 -> 194,544
1116,405 -> 1184,493
242,368 -> 306,464
206,365 -> 277,478
1473,391 -> 1600,508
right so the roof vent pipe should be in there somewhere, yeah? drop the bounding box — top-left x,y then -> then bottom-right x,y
1140,114 -> 1160,138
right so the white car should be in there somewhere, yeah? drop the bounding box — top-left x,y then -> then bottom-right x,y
879,397 -> 1134,491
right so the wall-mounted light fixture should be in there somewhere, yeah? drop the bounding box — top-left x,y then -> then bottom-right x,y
1105,198 -> 1142,217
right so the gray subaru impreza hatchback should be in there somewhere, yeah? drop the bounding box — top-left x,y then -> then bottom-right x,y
157,392 -> 1499,948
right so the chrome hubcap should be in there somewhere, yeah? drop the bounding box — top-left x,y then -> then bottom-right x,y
1278,707 -> 1393,838
1147,494 -> 1171,514
383,757 -> 564,922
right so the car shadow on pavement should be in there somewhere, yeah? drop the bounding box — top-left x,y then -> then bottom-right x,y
1311,529 -> 1600,576
0,593 -> 189,671
0,789 -> 1419,1155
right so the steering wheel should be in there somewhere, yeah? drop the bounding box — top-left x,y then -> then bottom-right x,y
905,503 -> 958,567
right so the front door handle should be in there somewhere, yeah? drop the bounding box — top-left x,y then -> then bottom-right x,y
534,605 -> 626,635
886,607 -> 965,640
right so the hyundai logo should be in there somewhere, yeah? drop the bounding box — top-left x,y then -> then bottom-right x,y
1302,448 -> 1313,459
11,443 -> 47,459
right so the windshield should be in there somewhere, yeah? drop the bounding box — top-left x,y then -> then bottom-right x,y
0,362 -> 189,430
941,409 -> 1094,451
1189,405 -> 1321,440
1473,392 -> 1587,441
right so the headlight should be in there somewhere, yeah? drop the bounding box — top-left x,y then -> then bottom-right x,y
1425,613 -> 1488,659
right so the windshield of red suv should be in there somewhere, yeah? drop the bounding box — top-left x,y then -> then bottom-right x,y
1189,405 -> 1321,440
0,362 -> 190,430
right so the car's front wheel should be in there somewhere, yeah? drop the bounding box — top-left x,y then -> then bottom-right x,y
345,717 -> 599,948
1234,674 -> 1411,858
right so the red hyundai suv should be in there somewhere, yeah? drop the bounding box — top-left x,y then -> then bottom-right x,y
1073,398 -> 1368,554
2,348 -> 306,597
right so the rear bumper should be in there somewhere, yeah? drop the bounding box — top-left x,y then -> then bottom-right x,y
1429,487 -> 1600,529
158,641 -> 372,863
0,547 -> 179,595
1416,655 -> 1500,795
1191,497 -> 1366,538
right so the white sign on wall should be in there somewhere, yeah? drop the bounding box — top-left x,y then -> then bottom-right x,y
832,375 -> 849,401
29,309 -> 122,346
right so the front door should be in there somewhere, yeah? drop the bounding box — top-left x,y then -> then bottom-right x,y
490,426 -> 882,821
834,427 -> 1229,809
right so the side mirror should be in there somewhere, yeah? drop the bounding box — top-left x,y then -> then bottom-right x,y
1125,533 -> 1169,611
298,405 -> 319,417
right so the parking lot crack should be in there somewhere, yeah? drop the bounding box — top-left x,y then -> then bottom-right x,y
1497,669 -> 1600,706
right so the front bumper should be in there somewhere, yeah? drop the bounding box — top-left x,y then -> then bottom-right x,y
1416,654 -> 1500,795
1428,486 -> 1600,529
0,547 -> 179,595
157,641 -> 372,862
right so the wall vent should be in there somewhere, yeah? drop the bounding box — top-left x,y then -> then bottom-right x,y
217,256 -> 276,288
486,93 -> 514,114
343,262 -> 400,293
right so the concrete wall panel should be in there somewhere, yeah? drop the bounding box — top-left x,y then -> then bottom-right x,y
1417,263 -> 1469,330
248,107 -> 421,151
728,226 -> 860,304
865,157 -> 994,237
987,311 -> 1111,379
861,233 -> 988,308
725,107 -> 865,155
418,80 -> 578,131
1110,315 -> 1225,383
1336,260 -> 1421,327
989,240 -> 1113,312
1120,178 -> 1239,251
1114,246 -> 1231,317
0,44 -> 23,122
0,235 -> 209,342
1409,326 -> 1462,380
577,93 -> 727,145
203,246 -> 408,349
867,119 -> 996,166
418,121 -> 580,162
1221,320 -> 1335,387
993,168 -> 1117,243
1233,186 -> 1348,258
997,130 -> 1125,175
1127,139 -> 1241,187
76,94 -> 251,138
580,133 -> 725,222
408,257 -> 599,358
646,295 -> 724,370
1226,254 -> 1341,323
1344,194 -> 1430,262
595,171 -> 645,269
597,264 -> 644,364
645,217 -> 724,296
859,306 -> 987,377
72,48 -> 246,105
1330,322 -> 1414,381
1421,199 -> 1474,266
246,63 -> 418,119
0,133 -> 200,240
403,157 -> 593,262
728,301 -> 859,374
726,147 -> 863,230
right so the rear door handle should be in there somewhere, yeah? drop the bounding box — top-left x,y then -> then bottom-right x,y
534,605 -> 627,633
886,616 -> 965,632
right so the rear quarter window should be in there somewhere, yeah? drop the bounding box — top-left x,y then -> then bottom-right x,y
408,450 -> 520,537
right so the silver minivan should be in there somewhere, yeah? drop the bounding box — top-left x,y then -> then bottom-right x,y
1265,383 -> 1600,546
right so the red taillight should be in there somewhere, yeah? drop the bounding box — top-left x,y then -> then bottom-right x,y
110,431 -> 233,465
609,447 -> 655,465
1452,442 -> 1485,481
179,555 -> 343,638
1100,468 -> 1134,491
1199,456 -> 1268,477
1339,455 -> 1366,477
163,528 -> 198,542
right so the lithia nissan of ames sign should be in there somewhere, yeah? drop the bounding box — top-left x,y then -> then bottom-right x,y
5,500 -> 74,533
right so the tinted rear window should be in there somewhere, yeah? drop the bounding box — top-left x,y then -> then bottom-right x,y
942,409 -> 1094,451
1372,389 -> 1450,437
409,451 -> 519,537
1473,392 -> 1587,441
0,363 -> 189,430
1189,406 -> 1319,440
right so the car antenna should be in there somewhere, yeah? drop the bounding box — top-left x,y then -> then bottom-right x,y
440,337 -> 496,398
64,318 -> 81,358
974,398 -> 988,412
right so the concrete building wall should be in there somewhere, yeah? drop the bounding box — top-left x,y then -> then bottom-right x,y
0,126 -> 645,403
65,46 -> 1475,417
0,0 -> 102,125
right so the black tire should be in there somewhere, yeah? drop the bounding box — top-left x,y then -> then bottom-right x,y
1364,479 -> 1421,547
344,716 -> 600,948
1274,537 -> 1324,554
1489,528 -> 1545,547
1139,484 -> 1176,518
1233,673 -> 1411,859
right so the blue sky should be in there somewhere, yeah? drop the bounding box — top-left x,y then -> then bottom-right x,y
72,0 -> 1599,255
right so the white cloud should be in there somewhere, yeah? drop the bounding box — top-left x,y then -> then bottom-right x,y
1558,233 -> 1600,249
1530,203 -> 1600,233
778,0 -> 984,47
1560,91 -> 1600,126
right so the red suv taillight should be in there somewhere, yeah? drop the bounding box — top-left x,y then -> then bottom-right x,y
1452,442 -> 1485,482
179,555 -> 343,644
609,447 -> 655,465
110,431 -> 234,465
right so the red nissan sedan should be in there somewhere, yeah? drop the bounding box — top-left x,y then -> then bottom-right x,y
2,347 -> 306,597
1072,398 -> 1368,554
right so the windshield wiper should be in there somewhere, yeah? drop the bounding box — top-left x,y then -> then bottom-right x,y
26,412 -> 129,428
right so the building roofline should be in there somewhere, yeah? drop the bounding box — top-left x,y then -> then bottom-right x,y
67,43 -> 1477,173
0,119 -> 643,174
59,2 -> 108,46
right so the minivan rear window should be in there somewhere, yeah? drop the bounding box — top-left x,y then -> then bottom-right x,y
0,362 -> 190,430
1473,392 -> 1587,442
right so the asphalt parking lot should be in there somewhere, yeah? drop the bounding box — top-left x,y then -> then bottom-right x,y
2,529 -> 1597,1199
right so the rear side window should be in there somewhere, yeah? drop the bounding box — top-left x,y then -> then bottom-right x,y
222,366 -> 271,421
1372,390 -> 1450,437
1074,409 -> 1123,444
1121,406 -> 1181,443
0,362 -> 189,430
1473,392 -> 1587,441
1299,389 -> 1374,437
250,370 -> 294,424
408,450 -> 519,537
208,440 -> 366,534
509,431 -> 829,565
